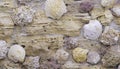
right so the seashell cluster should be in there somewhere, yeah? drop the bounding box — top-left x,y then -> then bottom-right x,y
1,0 -> 120,69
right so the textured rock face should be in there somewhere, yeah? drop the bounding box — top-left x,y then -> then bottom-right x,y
87,51 -> 100,64
0,40 -> 8,59
8,45 -> 26,62
83,20 -> 102,40
44,0 -> 67,19
102,45 -> 120,67
0,12 -> 14,38
15,35 -> 64,56
72,47 -> 89,63
100,26 -> 119,45
112,5 -> 120,17
101,0 -> 115,8
23,56 -> 40,69
14,6 -> 35,26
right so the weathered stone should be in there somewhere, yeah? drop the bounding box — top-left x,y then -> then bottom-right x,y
83,20 -> 102,40
14,6 -> 35,26
87,51 -> 100,64
101,0 -> 115,8
26,11 -> 81,36
98,9 -> 113,26
54,48 -> 69,63
23,56 -> 40,69
8,45 -> 26,62
72,47 -> 88,63
0,12 -> 14,38
0,59 -> 22,69
0,40 -> 8,59
15,35 -> 64,56
44,0 -> 67,19
100,26 -> 119,45
102,45 -> 120,67
112,5 -> 120,17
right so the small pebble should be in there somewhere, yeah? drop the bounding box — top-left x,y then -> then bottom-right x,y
72,47 -> 88,63
8,45 -> 25,62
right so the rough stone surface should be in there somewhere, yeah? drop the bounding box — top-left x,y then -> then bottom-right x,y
87,51 -> 100,64
102,45 -> 120,67
0,40 -> 8,59
72,47 -> 89,63
8,45 -> 25,62
44,0 -> 67,19
14,6 -> 35,26
23,56 -> 40,69
101,0 -> 115,8
83,20 -> 102,40
100,26 -> 119,45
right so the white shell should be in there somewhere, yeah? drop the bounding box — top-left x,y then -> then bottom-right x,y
8,45 -> 25,62
44,0 -> 67,19
87,51 -> 100,64
0,40 -> 8,59
83,20 -> 102,40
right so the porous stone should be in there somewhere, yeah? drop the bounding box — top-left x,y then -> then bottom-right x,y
54,48 -> 69,63
83,20 -> 102,40
87,51 -> 100,64
14,6 -> 35,26
72,47 -> 89,63
100,26 -> 119,45
101,0 -> 115,8
44,0 -> 67,19
23,56 -> 40,69
15,35 -> 64,56
0,12 -> 14,38
112,5 -> 120,17
102,45 -> 120,67
8,45 -> 25,62
0,40 -> 8,59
